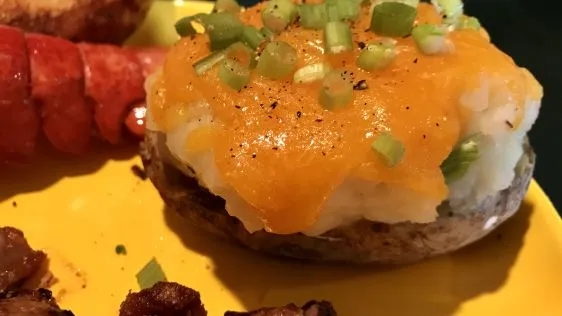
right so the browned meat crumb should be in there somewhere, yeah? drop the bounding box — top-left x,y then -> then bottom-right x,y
0,288 -> 74,316
0,227 -> 46,292
119,281 -> 207,316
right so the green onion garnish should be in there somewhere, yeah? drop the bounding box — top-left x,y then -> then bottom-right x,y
115,244 -> 127,255
441,135 -> 480,182
324,21 -> 353,54
202,12 -> 244,51
260,27 -> 276,40
241,26 -> 265,50
136,257 -> 167,290
226,42 -> 256,67
431,0 -> 463,24
371,132 -> 405,167
293,63 -> 332,84
333,0 -> 361,21
262,0 -> 298,34
319,70 -> 353,110
412,24 -> 448,55
456,16 -> 481,30
256,41 -> 298,80
298,4 -> 328,30
219,58 -> 251,90
174,13 -> 207,37
213,0 -> 241,13
370,2 -> 417,37
357,39 -> 397,71
193,50 -> 227,76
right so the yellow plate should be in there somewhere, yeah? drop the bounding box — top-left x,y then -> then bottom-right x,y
2,1 -> 562,315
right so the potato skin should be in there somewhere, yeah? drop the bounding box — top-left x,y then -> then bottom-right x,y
0,0 -> 154,44
141,130 -> 535,264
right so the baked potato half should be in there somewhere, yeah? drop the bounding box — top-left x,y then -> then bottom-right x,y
141,130 -> 535,264
0,0 -> 154,43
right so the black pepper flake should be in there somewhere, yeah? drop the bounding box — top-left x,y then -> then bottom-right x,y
272,147 -> 279,150
436,122 -> 440,127
130,165 -> 147,180
505,120 -> 514,128
353,80 -> 368,90
322,152 -> 326,156
235,105 -> 242,109
406,106 -> 410,110
358,41 -> 366,49
268,115 -> 273,119
252,154 -> 257,158
423,134 -> 427,139
315,118 -> 323,122
231,154 -> 236,158
413,58 -> 418,64
229,148 -> 233,152
12,201 -> 17,208
296,111 -> 302,118
270,101 -> 278,109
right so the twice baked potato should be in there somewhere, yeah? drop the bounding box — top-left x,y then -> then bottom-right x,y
0,0 -> 154,43
141,1 -> 542,263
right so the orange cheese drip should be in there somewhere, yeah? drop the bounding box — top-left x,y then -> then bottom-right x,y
151,3 -> 535,234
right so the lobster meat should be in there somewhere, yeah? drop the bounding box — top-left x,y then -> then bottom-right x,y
0,25 -> 166,164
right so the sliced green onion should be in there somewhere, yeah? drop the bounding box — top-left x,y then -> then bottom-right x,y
371,132 -> 405,167
357,39 -> 397,71
431,0 -> 463,24
201,13 -> 244,51
298,4 -> 328,30
319,70 -> 353,110
324,21 -> 353,54
219,58 -> 250,90
136,258 -> 167,290
174,13 -> 207,37
241,26 -> 265,50
213,0 -> 241,13
293,63 -> 332,84
370,2 -> 417,37
441,135 -> 480,182
412,24 -> 448,55
260,27 -> 276,40
456,16 -> 481,30
262,0 -> 298,34
334,0 -> 361,21
256,41 -> 298,80
115,244 -> 127,255
193,50 -> 227,76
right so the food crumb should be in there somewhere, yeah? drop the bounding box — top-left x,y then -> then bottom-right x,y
115,244 -> 128,255
353,80 -> 368,90
131,165 -> 147,180
11,201 -> 17,208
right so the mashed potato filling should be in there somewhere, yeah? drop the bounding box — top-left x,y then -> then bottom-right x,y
145,3 -> 542,235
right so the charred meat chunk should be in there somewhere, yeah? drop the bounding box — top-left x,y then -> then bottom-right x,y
0,288 -> 73,316
0,227 -> 46,291
225,300 -> 337,316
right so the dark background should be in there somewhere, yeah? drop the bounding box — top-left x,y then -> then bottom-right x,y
235,0 -> 562,213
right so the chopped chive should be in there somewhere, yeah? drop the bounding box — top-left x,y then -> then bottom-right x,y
262,0 -> 298,34
334,0 -> 361,21
219,58 -> 251,90
371,132 -> 405,167
370,2 -> 417,37
456,16 -> 481,30
412,24 -> 448,55
293,63 -> 332,84
241,26 -> 265,50
201,13 -> 244,51
297,3 -> 328,30
136,258 -> 167,290
213,0 -> 241,13
441,135 -> 480,182
319,70 -> 353,110
357,39 -> 397,71
256,41 -> 298,79
324,21 -> 353,54
174,13 -> 207,37
193,50 -> 227,76
115,244 -> 127,255
431,0 -> 463,24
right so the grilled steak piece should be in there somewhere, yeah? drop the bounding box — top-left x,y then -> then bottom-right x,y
225,300 -> 337,316
0,288 -> 73,316
0,227 -> 46,291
